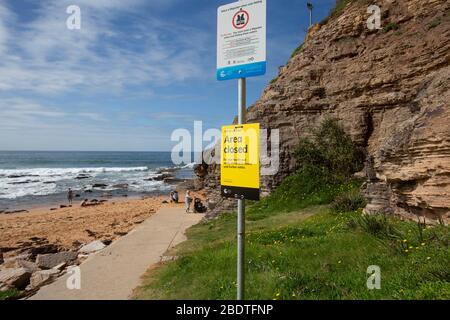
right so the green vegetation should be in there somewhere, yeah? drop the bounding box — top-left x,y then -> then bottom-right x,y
290,43 -> 304,59
383,22 -> 400,32
294,117 -> 364,177
332,188 -> 366,213
0,289 -> 23,300
133,119 -> 449,300
269,76 -> 278,84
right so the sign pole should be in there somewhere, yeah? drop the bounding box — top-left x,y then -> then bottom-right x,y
237,77 -> 246,300
217,0 -> 265,301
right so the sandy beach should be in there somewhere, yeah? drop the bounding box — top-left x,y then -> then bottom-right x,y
0,196 -> 184,259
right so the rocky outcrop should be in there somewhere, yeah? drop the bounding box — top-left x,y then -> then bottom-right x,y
35,251 -> 78,269
199,0 -> 450,222
0,268 -> 31,290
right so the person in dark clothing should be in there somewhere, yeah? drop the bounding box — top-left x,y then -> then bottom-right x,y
68,188 -> 74,205
193,198 -> 207,213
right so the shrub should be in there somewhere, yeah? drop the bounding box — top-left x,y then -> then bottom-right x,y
294,117 -> 365,177
357,213 -> 401,239
332,189 -> 366,213
383,22 -> 399,32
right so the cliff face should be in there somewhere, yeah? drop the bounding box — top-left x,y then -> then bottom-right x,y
199,0 -> 450,222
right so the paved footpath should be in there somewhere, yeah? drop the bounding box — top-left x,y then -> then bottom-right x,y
29,207 -> 203,300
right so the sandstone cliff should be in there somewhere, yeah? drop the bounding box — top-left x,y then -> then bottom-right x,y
198,0 -> 450,222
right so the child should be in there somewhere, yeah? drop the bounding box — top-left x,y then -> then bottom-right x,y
185,190 -> 193,213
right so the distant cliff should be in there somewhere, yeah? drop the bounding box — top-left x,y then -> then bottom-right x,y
197,0 -> 450,222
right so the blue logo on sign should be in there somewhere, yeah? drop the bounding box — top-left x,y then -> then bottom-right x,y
217,61 -> 266,81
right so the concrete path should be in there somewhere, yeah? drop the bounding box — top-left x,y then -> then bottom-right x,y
29,207 -> 203,300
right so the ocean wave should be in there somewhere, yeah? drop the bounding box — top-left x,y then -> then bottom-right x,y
0,166 -> 149,178
179,162 -> 197,169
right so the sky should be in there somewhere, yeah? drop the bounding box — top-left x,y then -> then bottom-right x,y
0,0 -> 336,151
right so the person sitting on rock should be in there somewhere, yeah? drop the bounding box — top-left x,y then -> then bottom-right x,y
81,199 -> 89,207
170,190 -> 179,203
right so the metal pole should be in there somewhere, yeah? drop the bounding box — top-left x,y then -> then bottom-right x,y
237,77 -> 246,300
309,9 -> 312,27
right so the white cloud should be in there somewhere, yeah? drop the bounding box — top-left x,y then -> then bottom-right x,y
0,0 -> 210,95
0,98 -> 104,130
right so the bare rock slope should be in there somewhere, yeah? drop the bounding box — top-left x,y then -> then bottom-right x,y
199,0 -> 450,222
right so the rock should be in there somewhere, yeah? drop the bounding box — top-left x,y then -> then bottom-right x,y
60,205 -> 68,209
113,183 -> 129,189
0,268 -> 31,290
15,260 -> 40,273
93,183 -> 108,188
53,262 -> 67,271
29,244 -> 59,258
75,174 -> 90,180
2,253 -> 32,268
30,269 -> 60,289
79,240 -> 106,254
102,239 -> 112,246
84,189 -> 93,193
149,173 -> 172,181
4,210 -> 28,214
0,252 -> 3,265
0,283 -> 10,292
35,251 -> 77,269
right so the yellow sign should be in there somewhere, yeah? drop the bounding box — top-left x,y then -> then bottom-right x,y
220,123 -> 260,200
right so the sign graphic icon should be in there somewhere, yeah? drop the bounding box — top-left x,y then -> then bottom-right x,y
233,9 -> 249,29
217,0 -> 266,81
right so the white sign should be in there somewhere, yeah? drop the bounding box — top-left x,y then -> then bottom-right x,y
217,0 -> 266,81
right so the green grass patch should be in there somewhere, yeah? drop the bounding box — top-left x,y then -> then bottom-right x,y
0,289 -> 23,300
133,206 -> 449,300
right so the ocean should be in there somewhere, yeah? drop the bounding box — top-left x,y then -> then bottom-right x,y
0,151 -> 195,211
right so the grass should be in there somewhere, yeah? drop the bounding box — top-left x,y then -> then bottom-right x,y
133,117 -> 448,300
0,289 -> 23,300
384,22 -> 399,32
133,174 -> 449,300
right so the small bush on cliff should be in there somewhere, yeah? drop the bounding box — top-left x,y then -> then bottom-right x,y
332,189 -> 366,213
295,118 -> 365,177
383,22 -> 399,32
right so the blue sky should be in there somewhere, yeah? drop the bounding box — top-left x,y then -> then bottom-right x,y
0,0 -> 336,151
